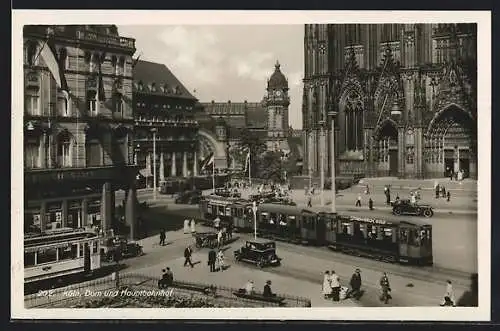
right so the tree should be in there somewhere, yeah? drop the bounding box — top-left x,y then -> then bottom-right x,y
236,128 -> 266,177
256,151 -> 284,183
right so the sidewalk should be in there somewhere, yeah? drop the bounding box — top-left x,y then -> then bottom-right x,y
358,177 -> 477,192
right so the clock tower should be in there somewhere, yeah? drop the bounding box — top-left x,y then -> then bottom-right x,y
264,60 -> 290,152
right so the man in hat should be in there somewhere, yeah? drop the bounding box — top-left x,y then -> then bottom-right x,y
263,280 -> 276,297
350,269 -> 362,300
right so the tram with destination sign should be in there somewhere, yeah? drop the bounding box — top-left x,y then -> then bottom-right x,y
199,199 -> 433,266
24,228 -> 102,285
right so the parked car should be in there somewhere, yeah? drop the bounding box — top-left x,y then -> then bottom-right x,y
174,190 -> 202,204
234,239 -> 281,268
391,199 -> 434,218
100,236 -> 144,262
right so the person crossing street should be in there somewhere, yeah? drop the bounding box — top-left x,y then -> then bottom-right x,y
183,245 -> 194,268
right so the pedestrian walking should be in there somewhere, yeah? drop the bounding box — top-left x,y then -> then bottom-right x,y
208,248 -> 216,272
214,216 -> 221,231
190,218 -> 196,234
322,271 -> 332,299
379,272 -> 391,304
441,280 -> 456,306
349,269 -> 362,300
355,195 -> 362,207
216,249 -> 225,271
183,219 -> 190,234
447,191 -> 451,202
435,184 -> 440,199
368,198 -> 374,210
159,228 -> 166,246
365,184 -> 370,195
183,245 -> 194,268
307,196 -> 312,208
330,270 -> 341,302
227,222 -> 233,240
386,191 -> 391,205
217,230 -> 224,248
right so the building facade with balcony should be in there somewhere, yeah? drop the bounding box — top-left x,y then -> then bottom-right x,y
23,25 -> 139,237
132,60 -> 199,186
302,24 -> 477,179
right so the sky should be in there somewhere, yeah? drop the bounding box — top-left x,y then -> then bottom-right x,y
117,25 -> 304,129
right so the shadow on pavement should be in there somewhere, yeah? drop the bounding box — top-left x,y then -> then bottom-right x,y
136,206 -> 201,240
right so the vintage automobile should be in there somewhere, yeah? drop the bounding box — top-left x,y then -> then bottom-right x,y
234,239 -> 281,268
100,236 -> 144,262
174,190 -> 202,204
391,199 -> 434,218
261,197 -> 297,206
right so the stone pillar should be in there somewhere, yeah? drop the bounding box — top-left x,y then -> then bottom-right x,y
47,134 -> 53,168
182,152 -> 188,177
159,152 -> 165,182
398,127 -> 406,178
100,182 -> 112,232
171,152 -> 177,177
146,152 -> 152,187
81,198 -> 88,228
193,150 -> 198,176
40,201 -> 47,232
40,132 -> 47,168
415,128 -> 423,178
61,199 -> 68,228
125,184 -> 137,240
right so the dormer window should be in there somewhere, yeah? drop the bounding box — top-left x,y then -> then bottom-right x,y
138,81 -> 144,91
151,83 -> 157,92
174,86 -> 181,95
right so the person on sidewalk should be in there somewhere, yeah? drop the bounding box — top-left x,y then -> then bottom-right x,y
435,184 -> 440,199
307,196 -> 313,208
159,228 -> 166,246
349,269 -> 362,300
322,271 -> 332,299
183,245 -> 194,268
208,248 -> 216,272
214,216 -> 221,232
217,230 -> 224,248
447,191 -> 451,202
355,195 -> 362,207
442,280 -> 456,306
386,190 -> 391,205
368,198 -> 374,210
379,272 -> 392,304
244,280 -> 255,294
263,280 -> 276,297
183,219 -> 190,234
216,249 -> 225,271
190,218 -> 196,234
330,270 -> 341,302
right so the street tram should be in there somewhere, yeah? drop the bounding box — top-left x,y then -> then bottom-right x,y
199,195 -> 248,228
199,198 -> 433,266
24,228 -> 102,285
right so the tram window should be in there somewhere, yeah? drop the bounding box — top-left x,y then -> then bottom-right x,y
303,217 -> 314,230
260,212 -> 269,223
399,228 -> 409,244
324,218 -> 331,230
37,248 -> 57,264
288,215 -> 296,226
225,207 -> 231,216
79,244 -> 83,257
24,252 -> 36,267
408,229 -> 421,246
58,244 -> 78,260
342,222 -> 352,235
383,228 -> 393,241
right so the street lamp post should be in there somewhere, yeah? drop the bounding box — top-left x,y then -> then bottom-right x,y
252,201 -> 258,240
151,128 -> 157,201
328,111 -> 338,213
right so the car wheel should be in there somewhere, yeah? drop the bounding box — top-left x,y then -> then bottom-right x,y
257,258 -> 265,268
393,207 -> 402,215
416,207 -> 422,215
423,209 -> 433,218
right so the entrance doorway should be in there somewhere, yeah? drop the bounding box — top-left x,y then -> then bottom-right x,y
374,119 -> 399,177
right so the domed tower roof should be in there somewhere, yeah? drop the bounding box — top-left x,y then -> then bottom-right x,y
267,60 -> 288,90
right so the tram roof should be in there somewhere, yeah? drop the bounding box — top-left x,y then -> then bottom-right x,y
257,203 -> 307,214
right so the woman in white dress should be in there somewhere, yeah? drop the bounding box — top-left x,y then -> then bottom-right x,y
322,271 -> 332,299
216,249 -> 225,272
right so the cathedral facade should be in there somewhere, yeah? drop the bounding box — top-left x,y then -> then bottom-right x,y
302,24 -> 477,179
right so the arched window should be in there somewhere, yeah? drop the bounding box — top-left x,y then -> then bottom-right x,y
113,92 -> 123,115
58,90 -> 70,116
59,47 -> 68,70
57,131 -> 72,167
87,90 -> 98,116
85,128 -> 102,167
25,92 -> 40,115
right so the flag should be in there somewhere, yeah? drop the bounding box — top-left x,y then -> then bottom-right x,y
132,53 -> 142,68
243,148 -> 251,173
37,40 -> 68,92
201,153 -> 214,171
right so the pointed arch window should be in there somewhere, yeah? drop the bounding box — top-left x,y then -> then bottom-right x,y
56,131 -> 73,167
24,132 -> 42,169
113,92 -> 123,115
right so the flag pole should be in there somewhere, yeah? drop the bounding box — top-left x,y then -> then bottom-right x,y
248,151 -> 252,187
212,158 -> 216,194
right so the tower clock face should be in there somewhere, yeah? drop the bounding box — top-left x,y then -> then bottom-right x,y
274,90 -> 282,97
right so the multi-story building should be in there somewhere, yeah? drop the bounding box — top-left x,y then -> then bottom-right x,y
23,25 -> 139,237
132,60 -> 199,185
198,61 -> 300,169
302,24 -> 477,179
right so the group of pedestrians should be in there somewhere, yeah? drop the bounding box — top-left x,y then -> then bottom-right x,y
184,218 -> 197,234
434,181 -> 451,202
207,248 -> 226,272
